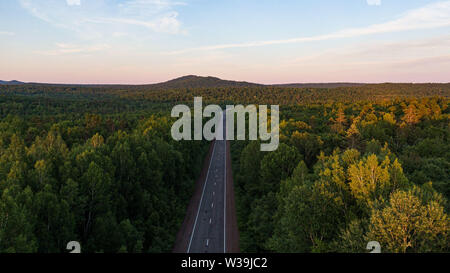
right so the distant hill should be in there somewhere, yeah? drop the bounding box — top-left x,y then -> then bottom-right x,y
143,75 -> 263,89
0,76 -> 388,89
139,76 -> 367,89
0,80 -> 24,85
0,75 -> 263,89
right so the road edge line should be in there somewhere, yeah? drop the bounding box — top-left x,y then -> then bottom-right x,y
187,140 -> 217,253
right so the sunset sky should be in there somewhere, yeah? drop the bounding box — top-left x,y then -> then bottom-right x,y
1,0 -> 450,84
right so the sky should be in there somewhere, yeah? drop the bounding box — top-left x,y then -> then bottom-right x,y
1,0 -> 450,84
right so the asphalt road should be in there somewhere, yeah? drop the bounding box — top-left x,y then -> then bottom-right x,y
187,112 -> 227,253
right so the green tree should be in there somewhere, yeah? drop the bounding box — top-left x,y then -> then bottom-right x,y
0,186 -> 37,253
368,189 -> 449,253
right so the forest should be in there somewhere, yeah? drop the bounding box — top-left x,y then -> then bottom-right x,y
0,85 -> 208,253
232,97 -> 450,253
0,80 -> 449,253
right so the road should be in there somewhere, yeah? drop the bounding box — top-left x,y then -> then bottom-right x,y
187,111 -> 227,253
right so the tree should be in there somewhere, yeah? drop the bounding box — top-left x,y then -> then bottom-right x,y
33,185 -> 74,252
368,189 -> 449,253
260,144 -> 300,193
246,192 -> 277,252
0,186 -> 37,253
80,161 -> 112,243
269,180 -> 346,253
346,117 -> 361,149
348,154 -> 409,209
331,107 -> 347,133
290,132 -> 323,167
402,104 -> 420,125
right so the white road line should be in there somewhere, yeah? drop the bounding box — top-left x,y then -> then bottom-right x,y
211,202 -> 214,208
206,239 -> 209,247
187,141 -> 217,253
224,112 -> 227,254
209,218 -> 212,224
213,192 -> 215,196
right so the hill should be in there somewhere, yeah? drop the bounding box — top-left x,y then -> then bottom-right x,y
2,76 -> 446,90
0,76 -> 372,89
0,80 -> 24,85
144,76 -> 366,89
143,75 -> 263,89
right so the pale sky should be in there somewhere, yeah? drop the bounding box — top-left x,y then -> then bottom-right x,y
1,0 -> 450,84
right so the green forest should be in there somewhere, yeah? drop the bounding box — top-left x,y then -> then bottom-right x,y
232,96 -> 450,253
0,85 -> 208,253
0,82 -> 449,253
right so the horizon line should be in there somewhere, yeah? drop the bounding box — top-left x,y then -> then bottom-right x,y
1,75 -> 450,86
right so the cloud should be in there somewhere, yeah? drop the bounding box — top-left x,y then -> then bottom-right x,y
37,43 -> 110,55
19,0 -> 184,35
118,0 -> 186,16
273,34 -> 450,83
167,1 -> 450,54
85,11 -> 181,34
287,35 -> 450,64
66,0 -> 80,6
367,0 -> 381,6
0,31 -> 15,36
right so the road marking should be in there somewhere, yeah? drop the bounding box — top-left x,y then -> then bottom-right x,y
187,141 -> 217,253
206,239 -> 209,247
213,192 -> 215,196
224,136 -> 227,254
224,109 -> 230,253
209,218 -> 212,224
211,202 -> 214,208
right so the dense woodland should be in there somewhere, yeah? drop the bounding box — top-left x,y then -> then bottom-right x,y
0,85 -> 207,253
233,97 -> 450,253
1,80 -> 449,253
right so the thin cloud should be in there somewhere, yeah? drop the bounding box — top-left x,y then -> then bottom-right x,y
275,34 -> 450,82
36,43 -> 110,55
19,0 -> 185,35
284,35 -> 450,64
118,0 -> 186,15
66,0 -> 80,6
0,31 -> 15,36
367,0 -> 381,6
166,1 -> 450,54
84,12 -> 181,34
